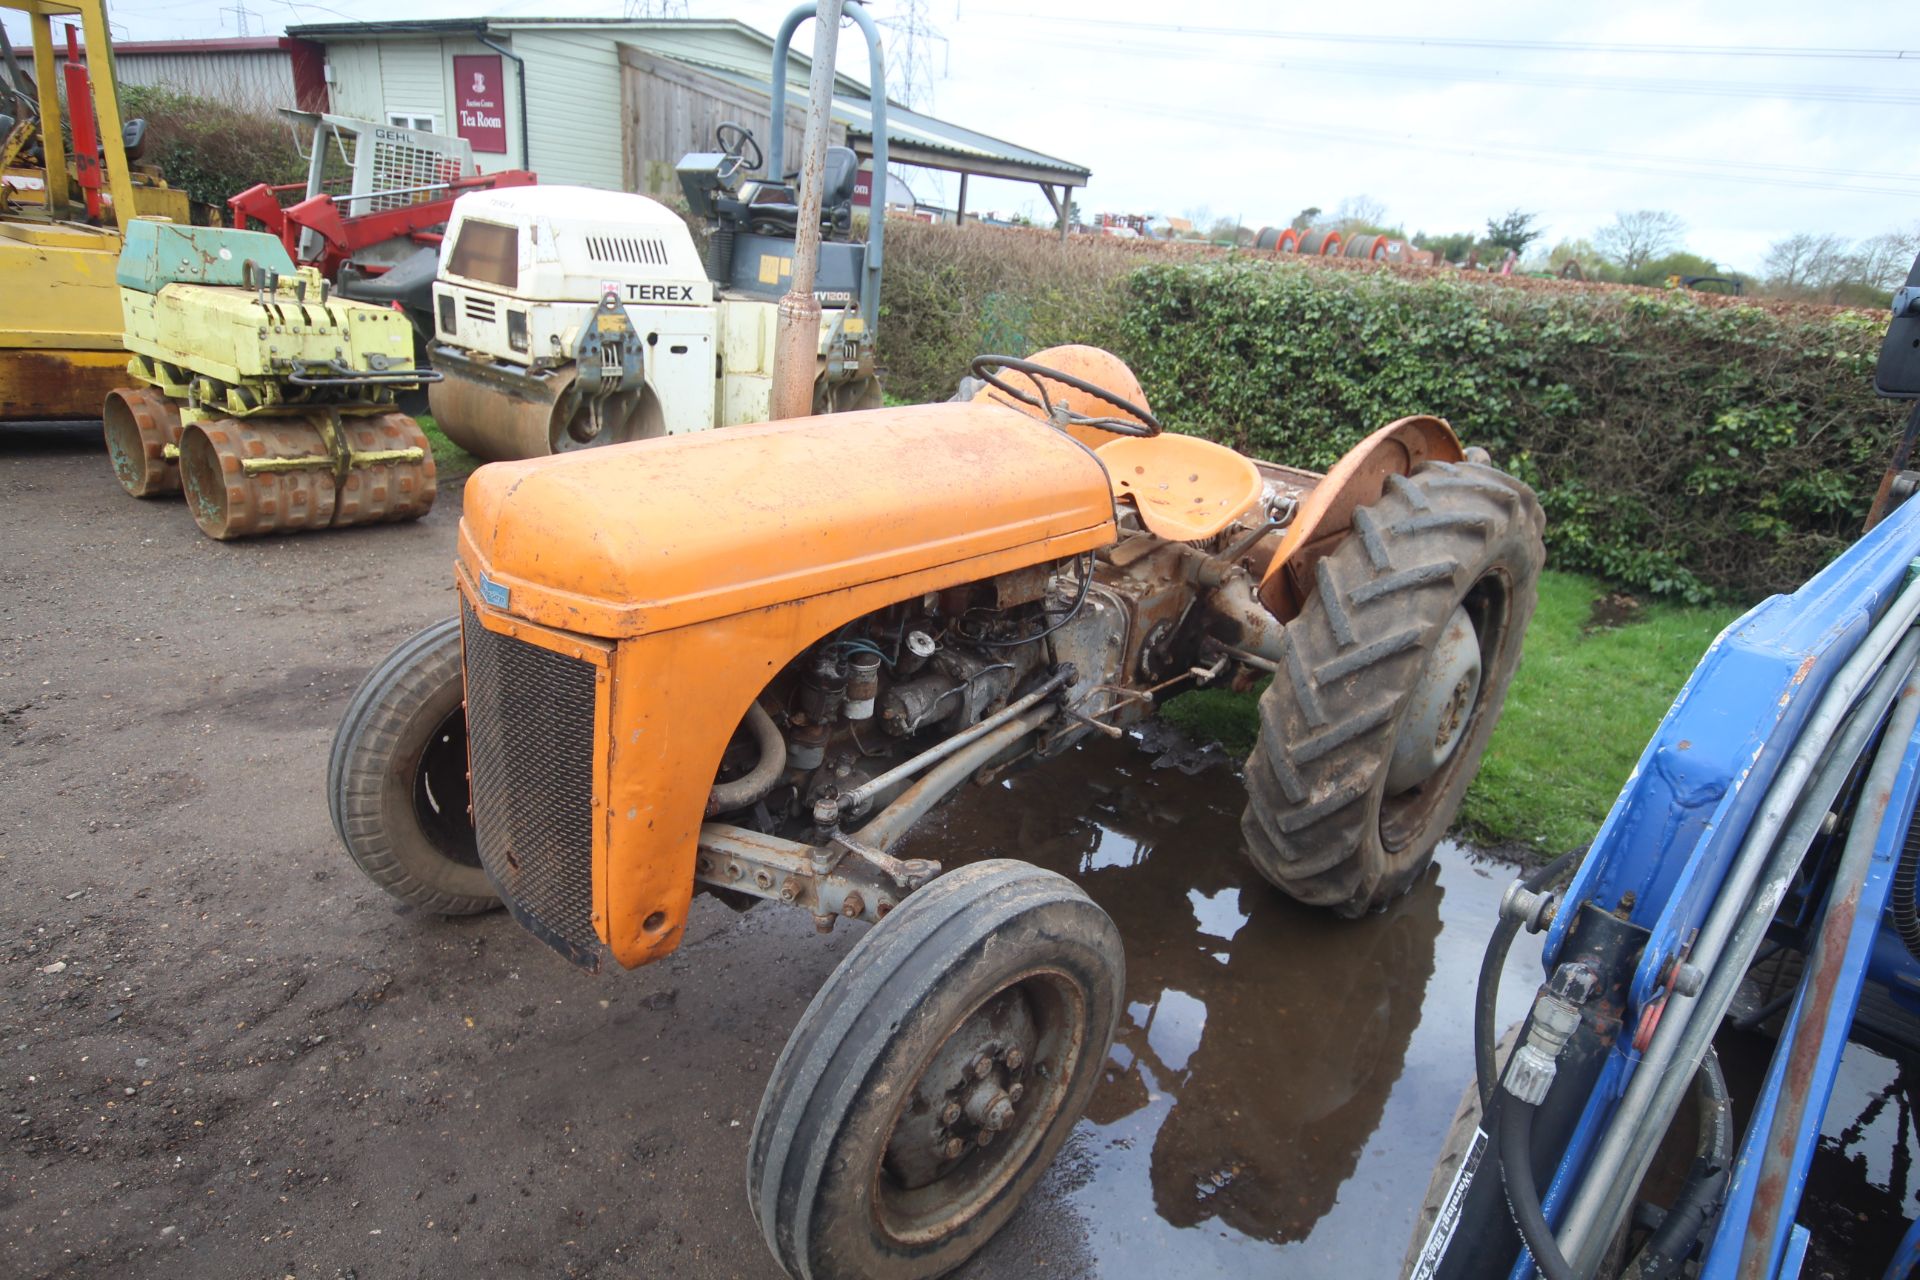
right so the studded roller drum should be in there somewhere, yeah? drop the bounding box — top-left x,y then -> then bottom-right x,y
1242,459 -> 1544,916
749,859 -> 1123,1280
333,411 -> 438,528
180,412 -> 437,540
101,386 -> 184,498
180,416 -> 337,539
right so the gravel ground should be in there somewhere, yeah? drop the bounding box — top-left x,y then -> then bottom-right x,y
0,425 -> 1099,1280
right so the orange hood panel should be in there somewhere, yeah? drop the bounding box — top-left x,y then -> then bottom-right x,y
460,401 -> 1118,637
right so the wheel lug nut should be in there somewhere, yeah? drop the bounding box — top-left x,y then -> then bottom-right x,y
940,1102 -> 962,1126
1007,1083 -> 1023,1103
971,1054 -> 994,1079
976,1128 -> 995,1147
1003,1047 -> 1024,1071
943,1136 -> 967,1160
983,1095 -> 1016,1132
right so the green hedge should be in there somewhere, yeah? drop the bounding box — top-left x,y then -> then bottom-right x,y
120,85 -> 306,218
877,223 -> 1899,602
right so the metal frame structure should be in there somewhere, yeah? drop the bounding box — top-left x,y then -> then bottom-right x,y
4,0 -> 136,227
766,0 -> 886,336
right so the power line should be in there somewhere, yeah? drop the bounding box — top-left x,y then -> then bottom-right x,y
978,12 -> 1915,62
1084,97 -> 1920,200
1031,33 -> 1920,108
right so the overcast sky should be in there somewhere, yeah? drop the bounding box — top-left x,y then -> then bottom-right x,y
18,0 -> 1918,273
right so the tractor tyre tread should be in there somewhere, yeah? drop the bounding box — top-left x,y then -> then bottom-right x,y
328,617 -> 499,916
1242,461 -> 1544,916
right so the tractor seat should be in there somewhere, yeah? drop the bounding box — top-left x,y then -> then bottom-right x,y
1096,433 -> 1265,542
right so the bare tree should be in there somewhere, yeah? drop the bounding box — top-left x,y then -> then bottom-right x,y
1856,225 -> 1920,290
1594,210 -> 1686,273
1764,232 -> 1851,297
1334,194 -> 1387,231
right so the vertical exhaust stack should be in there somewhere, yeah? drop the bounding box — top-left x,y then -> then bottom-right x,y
770,0 -> 847,422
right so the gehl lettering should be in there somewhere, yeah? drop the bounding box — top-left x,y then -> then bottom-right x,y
625,283 -> 697,303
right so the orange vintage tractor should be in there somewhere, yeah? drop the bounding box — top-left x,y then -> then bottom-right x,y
328,345 -> 1543,1280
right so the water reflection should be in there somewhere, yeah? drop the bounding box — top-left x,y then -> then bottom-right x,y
902,733 -> 1443,1247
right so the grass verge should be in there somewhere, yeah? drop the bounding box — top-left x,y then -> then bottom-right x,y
417,413 -> 482,484
1159,570 -> 1746,857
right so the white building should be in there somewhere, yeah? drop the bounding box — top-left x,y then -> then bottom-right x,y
287,16 -> 1088,226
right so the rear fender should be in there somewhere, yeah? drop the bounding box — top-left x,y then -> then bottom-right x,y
1256,416 -> 1463,621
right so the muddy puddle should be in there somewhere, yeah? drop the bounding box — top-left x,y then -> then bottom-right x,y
899,732 -> 1545,1277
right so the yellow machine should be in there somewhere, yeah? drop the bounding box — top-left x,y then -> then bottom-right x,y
329,344 -> 1545,1280
104,221 -> 436,539
0,0 -> 187,422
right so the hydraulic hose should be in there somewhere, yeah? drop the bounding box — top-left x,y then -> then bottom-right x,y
1476,845 -> 1587,1114
708,702 -> 787,815
1624,1048 -> 1733,1280
1499,1097 -> 1578,1280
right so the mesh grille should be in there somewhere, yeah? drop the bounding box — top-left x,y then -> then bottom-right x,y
367,136 -> 466,212
461,599 -> 603,970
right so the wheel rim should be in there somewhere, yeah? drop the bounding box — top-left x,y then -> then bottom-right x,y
1379,571 -> 1513,855
1385,604 -> 1482,795
873,969 -> 1088,1246
410,704 -> 481,868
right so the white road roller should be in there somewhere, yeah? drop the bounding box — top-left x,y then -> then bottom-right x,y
427,121 -> 884,460
426,185 -> 718,459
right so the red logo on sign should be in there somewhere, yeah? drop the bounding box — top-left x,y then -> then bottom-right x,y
452,54 -> 507,154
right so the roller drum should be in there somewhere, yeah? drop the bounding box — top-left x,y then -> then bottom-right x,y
429,355 -> 661,461
428,359 -> 572,461
102,386 -> 184,498
334,412 -> 438,528
181,417 -> 337,540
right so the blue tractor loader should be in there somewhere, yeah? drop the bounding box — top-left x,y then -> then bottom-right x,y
1408,254 -> 1920,1280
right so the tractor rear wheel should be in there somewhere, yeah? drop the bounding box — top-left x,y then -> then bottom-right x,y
1242,460 -> 1544,916
328,617 -> 498,915
749,860 -> 1122,1280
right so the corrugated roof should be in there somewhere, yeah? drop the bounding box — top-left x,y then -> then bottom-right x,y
684,61 -> 1088,185
288,15 -> 1089,187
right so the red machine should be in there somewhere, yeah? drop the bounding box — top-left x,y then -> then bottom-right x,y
228,111 -> 535,330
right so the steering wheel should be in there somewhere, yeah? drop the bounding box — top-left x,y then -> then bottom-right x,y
715,121 -> 762,173
968,355 -> 1162,438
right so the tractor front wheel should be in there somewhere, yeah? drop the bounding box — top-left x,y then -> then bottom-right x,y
328,617 -> 498,915
1242,459 -> 1544,916
748,860 -> 1122,1280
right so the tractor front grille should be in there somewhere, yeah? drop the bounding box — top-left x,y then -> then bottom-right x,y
460,598 -> 604,971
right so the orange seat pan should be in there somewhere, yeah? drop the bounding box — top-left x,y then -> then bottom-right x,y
1097,433 -> 1265,542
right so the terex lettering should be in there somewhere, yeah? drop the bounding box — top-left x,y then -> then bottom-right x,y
625,283 -> 696,303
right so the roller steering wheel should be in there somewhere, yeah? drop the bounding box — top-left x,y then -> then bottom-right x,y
715,122 -> 762,173
968,355 -> 1162,438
